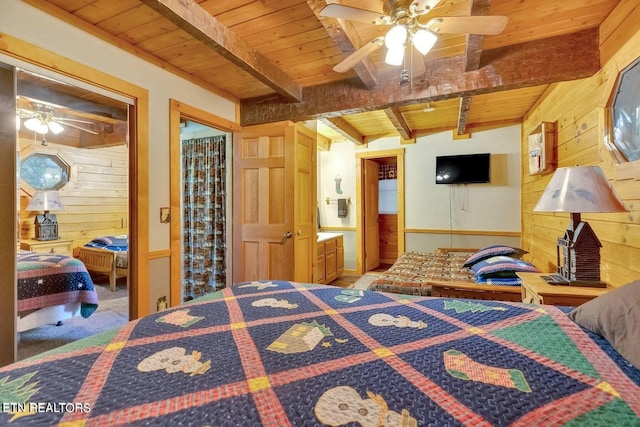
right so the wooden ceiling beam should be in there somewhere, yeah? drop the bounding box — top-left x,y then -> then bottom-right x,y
384,107 -> 412,140
241,28 -> 600,125
306,0 -> 379,89
322,117 -> 365,144
139,0 -> 302,101
463,0 -> 491,72
457,96 -> 472,135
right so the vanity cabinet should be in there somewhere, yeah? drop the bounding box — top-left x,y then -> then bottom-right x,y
316,234 -> 344,284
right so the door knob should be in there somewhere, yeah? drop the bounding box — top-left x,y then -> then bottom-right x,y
280,231 -> 292,243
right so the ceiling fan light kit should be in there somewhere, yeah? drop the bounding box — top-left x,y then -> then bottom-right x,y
321,0 -> 508,73
18,101 -> 99,136
21,103 -> 65,135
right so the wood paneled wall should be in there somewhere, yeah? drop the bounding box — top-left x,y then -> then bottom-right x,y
19,139 -> 128,250
521,1 -> 640,288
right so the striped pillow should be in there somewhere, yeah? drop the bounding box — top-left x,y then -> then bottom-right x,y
471,255 -> 539,277
463,245 -> 527,267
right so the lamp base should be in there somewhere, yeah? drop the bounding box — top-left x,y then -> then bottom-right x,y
566,279 -> 607,288
554,268 -> 607,288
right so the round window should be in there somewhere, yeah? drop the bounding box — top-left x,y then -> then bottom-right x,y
611,57 -> 640,162
20,153 -> 70,190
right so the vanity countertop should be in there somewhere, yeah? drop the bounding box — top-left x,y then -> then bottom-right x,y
317,232 -> 343,242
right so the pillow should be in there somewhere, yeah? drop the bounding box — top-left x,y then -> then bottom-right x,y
568,280 -> 640,369
85,235 -> 128,251
470,255 -> 539,278
463,245 -> 528,267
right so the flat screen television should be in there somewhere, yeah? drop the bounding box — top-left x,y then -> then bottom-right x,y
435,153 -> 491,184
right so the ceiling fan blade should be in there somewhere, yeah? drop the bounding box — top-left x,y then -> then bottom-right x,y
58,120 -> 98,135
333,36 -> 384,73
428,16 -> 508,35
320,4 -> 390,25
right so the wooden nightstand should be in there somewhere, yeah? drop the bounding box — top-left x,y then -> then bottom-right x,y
517,272 -> 611,306
20,238 -> 74,256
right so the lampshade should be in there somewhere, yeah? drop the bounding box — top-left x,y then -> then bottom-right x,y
24,117 -> 49,134
385,47 -> 405,66
47,120 -> 64,135
385,25 -> 407,49
533,166 -> 627,213
412,29 -> 437,55
26,190 -> 64,212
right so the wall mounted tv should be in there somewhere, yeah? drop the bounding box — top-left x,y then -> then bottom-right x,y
435,153 -> 491,184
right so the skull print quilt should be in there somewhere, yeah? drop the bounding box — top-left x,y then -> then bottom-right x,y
1,280 -> 639,426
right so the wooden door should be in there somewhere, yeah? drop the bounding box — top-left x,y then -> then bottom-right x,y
292,124 -> 316,283
233,122 -> 295,282
233,122 -> 316,283
363,160 -> 380,271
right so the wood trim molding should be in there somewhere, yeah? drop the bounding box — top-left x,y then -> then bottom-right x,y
320,226 -> 357,232
405,228 -> 521,237
149,249 -> 171,260
0,32 -> 149,321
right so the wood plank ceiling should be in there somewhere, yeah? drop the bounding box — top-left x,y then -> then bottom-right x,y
24,0 -> 621,143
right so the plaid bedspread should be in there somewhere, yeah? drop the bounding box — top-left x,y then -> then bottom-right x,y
370,251 -> 476,295
2,280 -> 639,426
17,251 -> 99,318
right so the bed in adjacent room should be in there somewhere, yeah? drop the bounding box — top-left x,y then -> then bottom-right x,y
368,246 -> 534,301
1,280 -> 638,425
76,235 -> 128,292
17,250 -> 99,332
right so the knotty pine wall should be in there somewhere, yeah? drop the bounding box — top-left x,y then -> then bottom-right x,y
18,138 -> 128,250
521,1 -> 640,288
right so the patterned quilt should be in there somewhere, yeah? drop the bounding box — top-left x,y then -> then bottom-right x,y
1,280 -> 639,426
370,251 -> 476,295
17,251 -> 99,318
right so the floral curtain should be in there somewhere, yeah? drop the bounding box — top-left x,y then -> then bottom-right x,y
182,135 -> 226,301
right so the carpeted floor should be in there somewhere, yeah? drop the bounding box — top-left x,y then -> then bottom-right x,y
18,280 -> 129,361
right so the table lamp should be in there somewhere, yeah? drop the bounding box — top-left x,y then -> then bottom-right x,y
26,190 -> 64,241
533,166 -> 627,287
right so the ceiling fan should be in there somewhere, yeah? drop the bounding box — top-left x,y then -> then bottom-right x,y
17,102 -> 98,135
320,0 -> 508,74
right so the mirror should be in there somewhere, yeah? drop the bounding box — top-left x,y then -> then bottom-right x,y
20,153 -> 70,191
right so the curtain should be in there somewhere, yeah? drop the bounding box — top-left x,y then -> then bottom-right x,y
182,135 -> 226,301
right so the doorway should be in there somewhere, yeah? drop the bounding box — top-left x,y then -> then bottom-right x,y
0,38 -> 148,366
15,67 -> 131,359
355,149 -> 405,275
180,120 -> 229,301
169,100 -> 239,307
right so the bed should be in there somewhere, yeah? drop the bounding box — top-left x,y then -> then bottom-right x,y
17,250 -> 99,333
2,280 -> 638,425
76,235 -> 128,292
368,247 -> 526,301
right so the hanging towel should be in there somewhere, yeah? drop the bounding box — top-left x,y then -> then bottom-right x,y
337,198 -> 348,218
